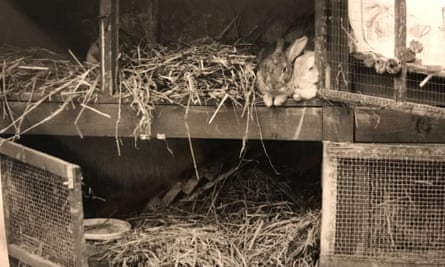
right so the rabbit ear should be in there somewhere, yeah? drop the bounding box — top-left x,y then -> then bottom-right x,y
286,36 -> 308,62
274,38 -> 285,54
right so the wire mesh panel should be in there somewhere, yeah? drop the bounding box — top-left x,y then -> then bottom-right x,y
321,141 -> 445,267
317,0 -> 445,119
0,139 -> 86,267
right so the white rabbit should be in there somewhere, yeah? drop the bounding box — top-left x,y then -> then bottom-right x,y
288,50 -> 319,101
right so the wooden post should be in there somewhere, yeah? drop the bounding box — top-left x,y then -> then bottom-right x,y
315,0 -> 327,90
111,0 -> 119,94
100,0 -> 119,95
0,162 -> 10,267
394,0 -> 407,101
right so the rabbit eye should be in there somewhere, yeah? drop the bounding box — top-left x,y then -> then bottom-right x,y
282,66 -> 288,73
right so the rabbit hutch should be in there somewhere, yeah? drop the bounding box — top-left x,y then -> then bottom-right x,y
0,0 -> 445,266
318,0 -> 445,267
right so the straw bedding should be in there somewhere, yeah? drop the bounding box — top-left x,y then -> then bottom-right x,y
90,164 -> 321,267
0,39 -> 257,139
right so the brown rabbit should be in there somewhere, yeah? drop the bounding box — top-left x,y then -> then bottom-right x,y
255,36 -> 309,107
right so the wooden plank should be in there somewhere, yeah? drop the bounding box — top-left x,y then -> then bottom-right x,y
4,94 -> 325,106
393,0 -> 407,101
9,244 -> 60,267
355,107 -> 445,143
0,138 -> 81,178
99,0 -> 115,94
0,160 -> 9,267
161,181 -> 183,207
315,0 -> 327,90
0,103 -> 323,140
111,0 -> 119,94
68,167 -> 87,267
322,105 -> 354,142
320,89 -> 445,120
320,141 -> 338,257
320,256 -> 444,267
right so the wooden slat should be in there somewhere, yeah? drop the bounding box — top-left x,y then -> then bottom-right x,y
319,256 -> 444,267
99,0 -> 114,95
161,181 -> 184,207
0,163 -> 9,267
320,141 -> 338,257
315,0 -> 327,89
320,89 -> 445,120
0,103 -> 323,140
355,108 -> 445,143
8,245 -> 60,267
111,0 -> 119,94
322,105 -> 354,142
393,0 -> 407,101
68,166 -> 87,267
0,138 -> 80,178
181,178 -> 199,195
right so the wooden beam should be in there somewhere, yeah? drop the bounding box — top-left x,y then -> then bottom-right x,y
320,256 -> 444,267
8,245 -> 60,267
355,107 -> 445,143
0,162 -> 9,267
320,89 -> 445,120
0,138 -> 81,178
394,0 -> 407,101
315,0 -> 327,90
99,0 -> 118,95
322,105 -> 354,142
0,103 -> 323,140
111,0 -> 119,94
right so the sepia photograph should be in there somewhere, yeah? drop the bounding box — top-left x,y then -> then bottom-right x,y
0,0 -> 444,266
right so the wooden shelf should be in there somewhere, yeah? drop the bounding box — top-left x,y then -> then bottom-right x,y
0,99 -> 324,141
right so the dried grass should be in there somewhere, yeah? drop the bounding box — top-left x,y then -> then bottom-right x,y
92,165 -> 320,267
0,40 -> 257,140
0,45 -> 101,139
118,39 -> 257,138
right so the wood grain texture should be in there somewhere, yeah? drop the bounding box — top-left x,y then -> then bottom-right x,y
8,245 -> 60,267
0,167 -> 9,267
0,103 -> 323,140
320,256 -> 444,267
322,105 -> 354,141
0,138 -> 81,178
355,108 -> 445,143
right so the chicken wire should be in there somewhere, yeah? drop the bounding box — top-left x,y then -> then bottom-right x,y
319,0 -> 445,119
0,141 -> 86,267
322,142 -> 445,265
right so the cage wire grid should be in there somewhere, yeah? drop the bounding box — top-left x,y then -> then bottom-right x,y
0,154 -> 82,267
322,142 -> 445,264
321,0 -> 445,118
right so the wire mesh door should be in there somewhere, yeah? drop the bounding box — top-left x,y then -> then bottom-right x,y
316,0 -> 445,119
0,138 -> 87,267
321,141 -> 445,267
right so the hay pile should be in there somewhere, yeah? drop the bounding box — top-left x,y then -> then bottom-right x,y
118,39 -> 257,137
0,45 -> 101,138
91,164 -> 320,267
0,40 -> 257,139
0,45 -> 99,96
119,39 -> 257,104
